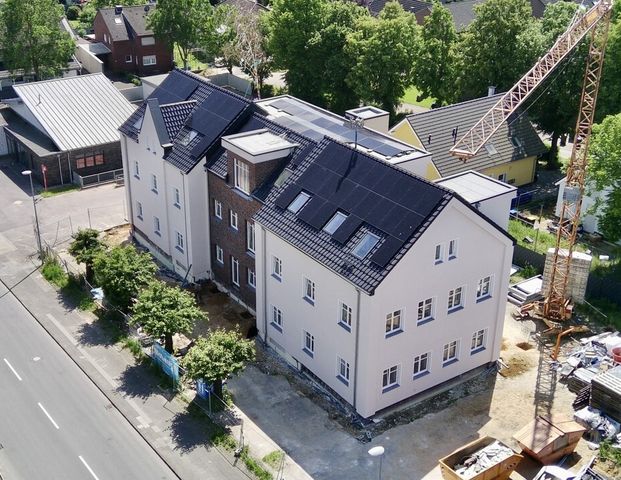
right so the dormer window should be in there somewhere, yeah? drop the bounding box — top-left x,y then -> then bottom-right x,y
323,211 -> 348,235
287,192 -> 311,213
234,158 -> 250,194
179,130 -> 197,146
352,233 -> 380,259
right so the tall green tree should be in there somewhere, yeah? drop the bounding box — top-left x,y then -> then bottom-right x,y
529,1 -> 586,166
457,0 -> 543,100
346,1 -> 419,117
131,281 -> 205,354
586,113 -> 621,241
264,0 -> 328,105
181,329 -> 255,398
597,16 -> 621,121
93,245 -> 157,311
0,0 -> 75,80
147,0 -> 216,70
68,228 -> 106,283
414,0 -> 458,106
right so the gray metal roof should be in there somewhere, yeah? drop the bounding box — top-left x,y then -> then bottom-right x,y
13,73 -> 135,151
406,94 -> 547,178
435,170 -> 517,203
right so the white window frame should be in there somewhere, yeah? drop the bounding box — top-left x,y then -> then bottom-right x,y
143,55 -> 156,66
443,340 -> 459,365
498,173 -> 507,182
216,245 -> 224,264
339,301 -> 352,330
246,221 -> 255,253
413,352 -> 430,378
230,210 -> 238,230
303,330 -> 314,356
175,231 -> 184,252
337,356 -> 350,385
272,256 -> 282,280
136,201 -> 143,220
385,309 -> 402,336
434,243 -> 443,264
151,174 -> 158,193
352,232 -> 380,259
448,286 -> 464,312
382,365 -> 399,391
125,54 -> 132,63
417,297 -> 434,324
271,306 -> 283,331
471,329 -> 487,353
303,277 -> 315,303
247,268 -> 256,288
134,160 -> 140,178
288,191 -> 311,213
153,216 -> 161,235
231,256 -> 239,286
173,187 -> 181,208
214,199 -> 222,219
476,275 -> 493,301
234,158 -> 250,194
323,211 -> 347,234
448,239 -> 458,259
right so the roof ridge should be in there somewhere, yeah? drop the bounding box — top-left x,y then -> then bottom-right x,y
160,100 -> 198,108
178,68 -> 252,104
408,93 -> 503,118
13,73 -> 106,87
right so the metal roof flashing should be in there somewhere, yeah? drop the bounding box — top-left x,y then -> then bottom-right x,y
222,129 -> 298,163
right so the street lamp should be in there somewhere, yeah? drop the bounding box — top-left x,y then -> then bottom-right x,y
22,170 -> 43,260
368,445 -> 385,480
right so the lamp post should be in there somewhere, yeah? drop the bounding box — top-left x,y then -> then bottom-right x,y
22,170 -> 43,260
368,445 -> 385,480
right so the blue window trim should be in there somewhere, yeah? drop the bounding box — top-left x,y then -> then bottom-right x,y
151,188 -> 158,195
154,231 -> 161,237
270,322 -> 282,333
470,346 -> 486,355
442,358 -> 459,368
336,375 -> 349,386
434,259 -> 443,265
417,317 -> 434,327
303,296 -> 315,306
382,383 -> 399,394
413,370 -> 430,380
476,295 -> 492,304
448,305 -> 464,314
448,255 -> 457,261
175,246 -> 184,253
338,321 -> 351,333
303,347 -> 314,358
385,329 -> 403,339
271,273 -> 282,282
134,174 -> 140,180
246,251 -> 255,259
174,203 -> 181,210
137,215 -> 143,221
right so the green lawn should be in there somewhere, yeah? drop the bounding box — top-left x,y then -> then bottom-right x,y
40,184 -> 80,198
401,86 -> 435,109
174,44 -> 208,72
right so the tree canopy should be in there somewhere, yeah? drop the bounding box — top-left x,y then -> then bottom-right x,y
93,245 -> 157,311
68,228 -> 106,283
586,113 -> 621,241
181,329 -> 255,398
597,15 -> 621,122
0,0 -> 75,81
131,281 -> 205,353
414,0 -> 458,106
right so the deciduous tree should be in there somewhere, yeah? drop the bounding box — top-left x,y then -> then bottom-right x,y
93,245 -> 157,311
68,228 -> 106,283
131,281 -> 205,354
0,0 -> 75,80
181,329 -> 255,398
346,1 -> 419,117
414,0 -> 458,106
597,16 -> 621,121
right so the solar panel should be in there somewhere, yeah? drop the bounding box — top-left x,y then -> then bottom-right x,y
274,184 -> 303,210
331,215 -> 363,245
307,202 -> 337,230
297,196 -> 323,224
269,98 -> 293,111
370,236 -> 403,268
312,117 -> 337,129
152,71 -> 198,104
374,142 -> 403,157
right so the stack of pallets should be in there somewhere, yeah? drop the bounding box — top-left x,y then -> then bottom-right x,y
591,366 -> 621,422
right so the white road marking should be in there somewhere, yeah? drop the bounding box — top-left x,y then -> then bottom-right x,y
3,358 -> 22,381
78,456 -> 100,480
33,356 -> 41,362
46,313 -> 78,345
37,402 -> 60,430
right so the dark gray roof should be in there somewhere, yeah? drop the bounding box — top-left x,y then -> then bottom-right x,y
368,0 -> 431,16
119,69 -> 252,173
97,5 -> 156,42
441,0 -> 554,31
0,107 -> 60,157
255,138 -> 454,294
406,94 -> 547,179
160,101 -> 196,142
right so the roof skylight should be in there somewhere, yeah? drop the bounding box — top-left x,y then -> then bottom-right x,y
179,129 -> 198,146
323,211 -> 348,235
287,192 -> 311,213
352,233 -> 380,259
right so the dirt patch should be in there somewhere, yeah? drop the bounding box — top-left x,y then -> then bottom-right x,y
594,458 -> 621,479
499,353 -> 535,378
516,341 -> 534,351
103,223 -> 131,247
501,338 -> 510,350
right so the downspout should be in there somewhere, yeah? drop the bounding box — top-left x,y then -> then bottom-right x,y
261,225 -> 269,344
66,151 -> 71,185
57,154 -> 63,185
353,287 -> 362,411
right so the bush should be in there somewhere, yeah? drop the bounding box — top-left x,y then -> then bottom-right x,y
42,257 -> 68,288
66,5 -> 80,21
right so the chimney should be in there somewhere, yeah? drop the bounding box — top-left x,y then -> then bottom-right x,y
488,86 -> 496,97
345,106 -> 390,133
114,5 -> 123,15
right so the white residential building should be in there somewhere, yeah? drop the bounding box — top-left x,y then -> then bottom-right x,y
254,139 -> 514,418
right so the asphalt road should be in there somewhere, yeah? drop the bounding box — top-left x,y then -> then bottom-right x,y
0,281 -> 178,480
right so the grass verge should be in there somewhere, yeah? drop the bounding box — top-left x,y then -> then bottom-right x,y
210,425 -> 273,480
42,257 -> 97,312
262,450 -> 284,470
40,185 -> 80,198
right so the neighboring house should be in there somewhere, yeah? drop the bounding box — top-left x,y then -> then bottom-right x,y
94,4 -> 173,76
391,93 -> 547,187
366,0 -> 432,24
256,96 -> 435,178
254,138 -> 515,418
2,73 -> 134,186
554,178 -> 612,235
216,0 -> 269,13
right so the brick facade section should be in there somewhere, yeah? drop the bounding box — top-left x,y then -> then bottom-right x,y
207,150 -> 288,310
93,13 -> 173,76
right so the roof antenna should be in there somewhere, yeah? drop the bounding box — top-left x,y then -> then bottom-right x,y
451,126 -> 458,144
427,134 -> 432,145
37,93 -> 41,106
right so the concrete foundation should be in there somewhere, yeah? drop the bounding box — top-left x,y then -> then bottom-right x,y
542,248 -> 592,304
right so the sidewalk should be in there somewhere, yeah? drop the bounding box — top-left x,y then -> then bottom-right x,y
11,268 -> 312,480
